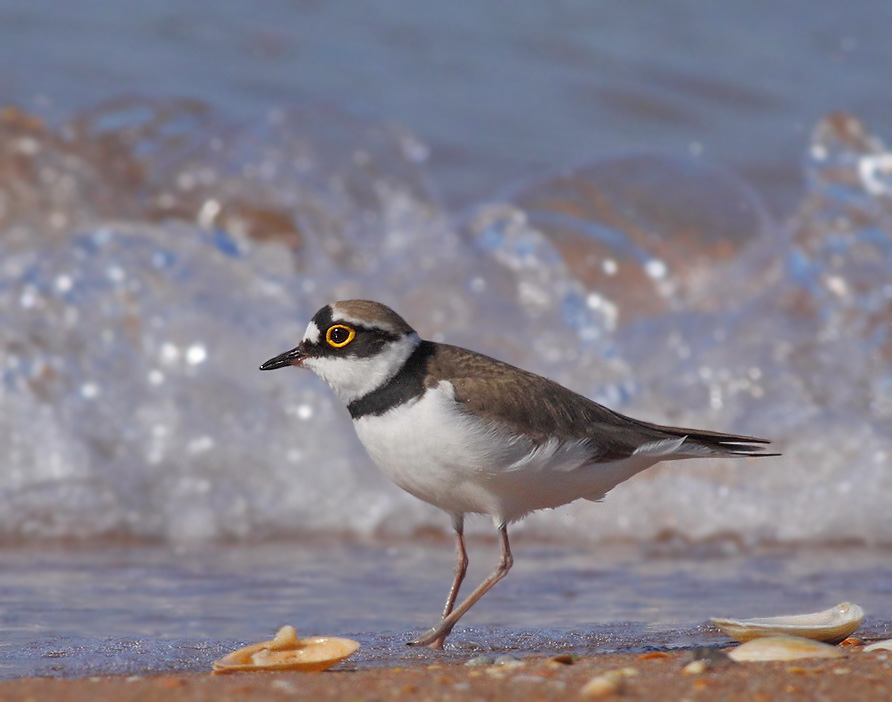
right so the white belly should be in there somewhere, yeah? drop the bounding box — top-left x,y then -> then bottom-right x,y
352,384 -> 659,524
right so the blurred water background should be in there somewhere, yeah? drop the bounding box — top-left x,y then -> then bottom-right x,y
0,0 -> 890,679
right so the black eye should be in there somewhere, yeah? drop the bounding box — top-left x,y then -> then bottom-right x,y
326,324 -> 356,348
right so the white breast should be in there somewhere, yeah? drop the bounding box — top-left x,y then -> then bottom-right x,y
352,382 -> 662,524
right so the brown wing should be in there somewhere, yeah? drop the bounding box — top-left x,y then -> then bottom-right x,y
426,343 -> 775,461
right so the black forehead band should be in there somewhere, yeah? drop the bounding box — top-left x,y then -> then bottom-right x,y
311,305 -> 336,331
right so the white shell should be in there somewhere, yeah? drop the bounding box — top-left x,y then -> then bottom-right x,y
213,625 -> 360,674
864,639 -> 892,652
711,602 -> 863,644
727,635 -> 845,662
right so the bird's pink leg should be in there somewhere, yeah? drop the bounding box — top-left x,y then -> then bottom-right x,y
408,523 -> 513,648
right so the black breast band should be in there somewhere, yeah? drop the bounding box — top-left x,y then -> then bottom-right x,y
348,341 -> 435,419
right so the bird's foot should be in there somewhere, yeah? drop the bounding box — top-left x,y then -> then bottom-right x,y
406,625 -> 449,648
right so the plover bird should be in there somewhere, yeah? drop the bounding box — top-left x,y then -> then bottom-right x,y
260,300 -> 777,648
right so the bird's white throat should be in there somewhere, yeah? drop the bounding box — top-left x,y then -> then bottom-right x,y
302,332 -> 421,404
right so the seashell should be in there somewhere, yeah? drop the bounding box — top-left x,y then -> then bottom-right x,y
711,602 -> 864,644
212,625 -> 360,674
727,635 -> 845,662
863,639 -> 892,652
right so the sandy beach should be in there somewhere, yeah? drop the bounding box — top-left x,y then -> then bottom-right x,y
1,646 -> 889,701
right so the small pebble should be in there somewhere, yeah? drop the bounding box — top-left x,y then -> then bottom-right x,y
580,674 -> 623,698
682,646 -> 734,675
465,655 -> 495,667
494,654 -> 524,668
580,668 -> 636,698
545,653 -> 577,666
682,660 -> 708,675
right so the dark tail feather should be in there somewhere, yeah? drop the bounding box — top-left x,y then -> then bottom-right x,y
642,421 -> 780,458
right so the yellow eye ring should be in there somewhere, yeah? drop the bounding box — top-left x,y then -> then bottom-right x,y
326,324 -> 356,348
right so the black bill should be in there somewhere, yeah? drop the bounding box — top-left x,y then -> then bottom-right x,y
259,346 -> 304,371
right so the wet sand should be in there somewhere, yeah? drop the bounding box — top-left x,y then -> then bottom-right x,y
1,647 -> 889,701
